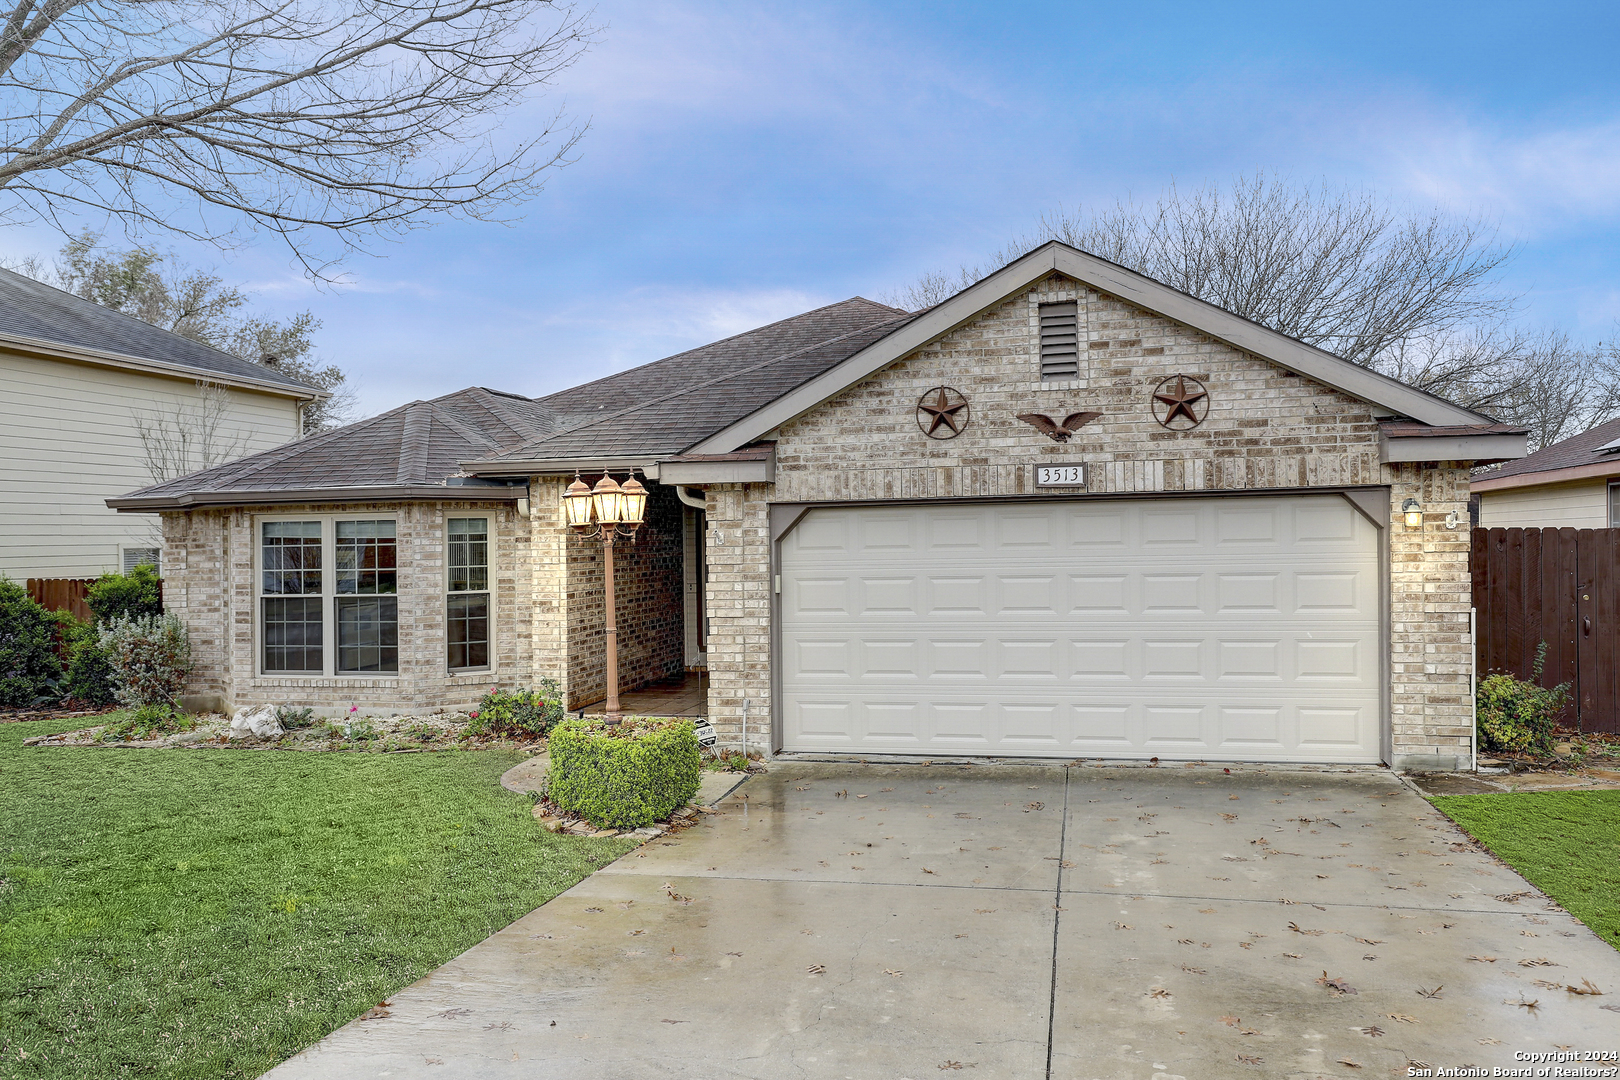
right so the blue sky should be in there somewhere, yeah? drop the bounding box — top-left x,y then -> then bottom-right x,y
11,0 -> 1620,417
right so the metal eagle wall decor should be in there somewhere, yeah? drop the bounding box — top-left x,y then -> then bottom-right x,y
916,386 -> 970,439
1015,410 -> 1102,442
1150,374 -> 1209,429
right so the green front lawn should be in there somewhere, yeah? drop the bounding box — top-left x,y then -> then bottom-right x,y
0,717 -> 632,1079
1431,790 -> 1620,951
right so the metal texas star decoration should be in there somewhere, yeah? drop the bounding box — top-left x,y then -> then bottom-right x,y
916,386 -> 970,439
1151,374 -> 1209,429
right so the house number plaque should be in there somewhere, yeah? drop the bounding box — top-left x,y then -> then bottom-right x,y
1034,463 -> 1086,487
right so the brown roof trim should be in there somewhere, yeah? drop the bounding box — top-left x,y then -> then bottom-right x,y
108,484 -> 524,512
1379,421 -> 1528,438
659,443 -> 775,463
1471,459 -> 1620,493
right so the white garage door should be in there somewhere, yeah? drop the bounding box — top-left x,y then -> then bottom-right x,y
779,495 -> 1383,763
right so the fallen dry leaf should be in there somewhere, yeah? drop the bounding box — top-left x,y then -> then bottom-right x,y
1505,998 -> 1541,1012
1417,985 -> 1443,998
1179,964 -> 1206,974
1288,922 -> 1325,936
1387,1013 -> 1418,1024
1148,987 -> 1171,999
1220,1015 -> 1240,1027
1519,957 -> 1556,968
1338,1058 -> 1362,1068
1350,936 -> 1383,945
1479,1037 -> 1502,1044
1359,1025 -> 1384,1037
806,964 -> 825,975
1236,1054 -> 1263,1065
1567,979 -> 1603,996
884,968 -> 904,977
1283,952 -> 1303,959
1316,971 -> 1358,995
1467,955 -> 1497,963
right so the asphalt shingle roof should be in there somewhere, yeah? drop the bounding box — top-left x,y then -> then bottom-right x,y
1484,415 -> 1620,480
111,297 -> 914,506
0,267 -> 318,392
111,388 -> 558,506
486,298 -> 917,462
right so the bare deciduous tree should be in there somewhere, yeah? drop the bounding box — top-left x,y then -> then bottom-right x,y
133,379 -> 249,481
0,0 -> 595,271
887,175 -> 1620,445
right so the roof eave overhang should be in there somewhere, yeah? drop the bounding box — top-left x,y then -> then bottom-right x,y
687,242 -> 1492,456
1471,457 -> 1620,493
107,484 -> 522,512
0,329 -> 329,400
459,455 -> 662,479
1380,431 -> 1528,466
657,453 -> 775,485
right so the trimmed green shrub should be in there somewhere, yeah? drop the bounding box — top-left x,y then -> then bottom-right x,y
1477,642 -> 1570,757
55,612 -> 117,706
547,717 -> 701,828
98,613 -> 192,707
467,681 -> 564,739
0,578 -> 62,706
86,563 -> 163,622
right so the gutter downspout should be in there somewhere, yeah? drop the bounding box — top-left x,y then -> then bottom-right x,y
676,486 -> 706,510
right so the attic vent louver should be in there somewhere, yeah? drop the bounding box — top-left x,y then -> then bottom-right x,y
1039,301 -> 1079,381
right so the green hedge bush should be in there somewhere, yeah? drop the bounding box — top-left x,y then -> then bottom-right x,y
87,563 -> 163,622
57,613 -> 117,706
0,578 -> 62,706
1477,642 -> 1570,757
547,717 -> 701,828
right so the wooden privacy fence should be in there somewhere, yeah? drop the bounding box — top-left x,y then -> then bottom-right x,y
1472,528 -> 1620,733
25,578 -> 95,623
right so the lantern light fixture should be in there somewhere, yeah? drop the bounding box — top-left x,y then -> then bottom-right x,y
1402,498 -> 1423,529
591,473 -> 624,525
619,474 -> 648,529
562,473 -> 594,529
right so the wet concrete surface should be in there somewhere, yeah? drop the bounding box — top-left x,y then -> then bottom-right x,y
262,763 -> 1620,1080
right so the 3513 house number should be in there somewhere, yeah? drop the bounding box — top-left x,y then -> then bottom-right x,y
1034,463 -> 1086,487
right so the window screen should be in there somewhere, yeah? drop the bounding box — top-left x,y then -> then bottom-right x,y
122,547 -> 160,575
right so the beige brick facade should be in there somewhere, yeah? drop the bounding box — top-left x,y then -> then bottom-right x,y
697,273 -> 1475,768
161,499 -> 536,715
158,270 -> 1478,768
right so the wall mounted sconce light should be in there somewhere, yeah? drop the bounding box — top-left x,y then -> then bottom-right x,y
1402,498 -> 1423,529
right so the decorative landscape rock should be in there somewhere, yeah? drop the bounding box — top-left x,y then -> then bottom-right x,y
229,704 -> 284,739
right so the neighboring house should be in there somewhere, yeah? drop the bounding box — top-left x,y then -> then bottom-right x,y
0,268 -> 325,580
110,242 -> 1528,771
1472,416 -> 1620,529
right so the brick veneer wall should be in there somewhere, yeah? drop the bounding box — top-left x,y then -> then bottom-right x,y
699,272 -> 1476,768
160,499 -> 533,714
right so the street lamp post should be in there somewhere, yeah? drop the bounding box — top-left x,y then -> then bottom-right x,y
562,471 -> 648,722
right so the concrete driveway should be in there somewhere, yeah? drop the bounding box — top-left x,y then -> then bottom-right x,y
264,763 -> 1620,1080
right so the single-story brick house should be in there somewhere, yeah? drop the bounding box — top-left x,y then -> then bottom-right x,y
110,243 -> 1529,771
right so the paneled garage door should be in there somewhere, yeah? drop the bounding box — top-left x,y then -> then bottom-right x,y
778,495 -> 1383,763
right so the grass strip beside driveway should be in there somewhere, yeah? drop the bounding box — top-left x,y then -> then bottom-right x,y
0,717 -> 632,1079
1431,789 -> 1620,951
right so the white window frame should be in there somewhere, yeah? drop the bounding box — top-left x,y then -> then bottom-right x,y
1610,481 -> 1619,529
445,514 -> 494,674
254,513 -> 401,679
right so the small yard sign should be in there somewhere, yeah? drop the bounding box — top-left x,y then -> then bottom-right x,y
1034,463 -> 1086,488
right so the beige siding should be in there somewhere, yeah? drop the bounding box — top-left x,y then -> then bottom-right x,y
1476,480 -> 1612,529
0,349 -> 302,579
